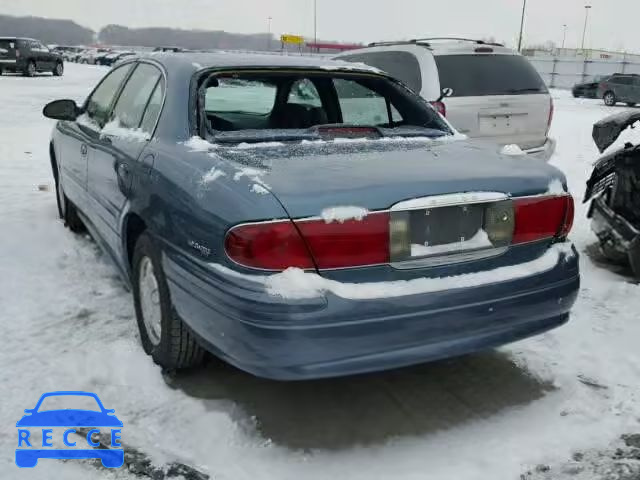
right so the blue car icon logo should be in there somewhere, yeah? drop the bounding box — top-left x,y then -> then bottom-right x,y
16,391 -> 123,468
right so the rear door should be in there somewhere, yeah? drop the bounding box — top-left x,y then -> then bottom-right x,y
434,53 -> 550,149
0,39 -> 17,68
87,62 -> 163,259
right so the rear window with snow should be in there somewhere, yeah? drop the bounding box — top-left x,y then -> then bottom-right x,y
435,54 -> 547,97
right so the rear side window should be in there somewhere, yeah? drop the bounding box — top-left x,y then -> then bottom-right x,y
85,64 -> 134,127
435,54 -> 547,97
0,40 -> 16,53
340,51 -> 422,92
206,78 -> 276,115
612,77 -> 633,85
335,79 -> 403,125
111,63 -> 162,129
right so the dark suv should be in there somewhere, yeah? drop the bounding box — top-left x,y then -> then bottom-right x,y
597,74 -> 640,107
0,37 -> 63,77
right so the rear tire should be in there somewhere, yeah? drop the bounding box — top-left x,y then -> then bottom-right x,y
603,91 -> 617,106
132,233 -> 204,370
53,62 -> 63,76
24,61 -> 36,77
627,102 -> 637,107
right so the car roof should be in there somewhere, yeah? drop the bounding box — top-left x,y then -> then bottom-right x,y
0,37 -> 37,42
336,39 -> 517,57
137,51 -> 384,74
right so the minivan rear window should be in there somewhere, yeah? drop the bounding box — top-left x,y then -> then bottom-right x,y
435,54 -> 547,97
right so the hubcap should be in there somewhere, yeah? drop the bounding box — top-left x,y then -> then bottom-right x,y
138,257 -> 162,346
605,93 -> 614,104
28,63 -> 35,75
56,64 -> 63,75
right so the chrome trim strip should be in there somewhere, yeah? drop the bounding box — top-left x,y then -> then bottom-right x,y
390,192 -> 509,211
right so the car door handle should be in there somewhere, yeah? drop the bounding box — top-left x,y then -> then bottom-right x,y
80,144 -> 88,156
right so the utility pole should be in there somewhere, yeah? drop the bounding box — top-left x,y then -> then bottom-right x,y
581,5 -> 592,52
314,0 -> 318,51
517,0 -> 527,52
561,24 -> 567,49
267,16 -> 272,51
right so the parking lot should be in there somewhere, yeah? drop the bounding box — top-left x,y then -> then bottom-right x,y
1,63 -> 640,480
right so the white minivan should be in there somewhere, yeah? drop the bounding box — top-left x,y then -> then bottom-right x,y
334,38 -> 555,161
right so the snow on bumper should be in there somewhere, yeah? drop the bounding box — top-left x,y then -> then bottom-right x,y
163,243 -> 579,380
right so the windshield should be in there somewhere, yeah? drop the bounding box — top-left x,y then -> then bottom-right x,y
435,54 -> 548,97
200,70 -> 451,141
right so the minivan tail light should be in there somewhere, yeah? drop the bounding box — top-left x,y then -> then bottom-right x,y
546,97 -> 554,135
513,195 -> 574,244
430,101 -> 446,117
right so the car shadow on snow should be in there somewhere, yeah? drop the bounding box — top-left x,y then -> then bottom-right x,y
166,352 -> 553,451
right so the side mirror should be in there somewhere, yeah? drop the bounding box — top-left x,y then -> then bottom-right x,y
43,99 -> 80,121
436,88 -> 454,102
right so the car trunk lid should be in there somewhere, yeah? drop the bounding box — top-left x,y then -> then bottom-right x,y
217,138 -> 571,276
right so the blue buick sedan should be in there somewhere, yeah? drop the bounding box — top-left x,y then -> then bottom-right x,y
44,53 -> 579,380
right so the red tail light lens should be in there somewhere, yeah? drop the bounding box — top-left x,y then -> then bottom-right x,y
225,213 -> 390,270
430,101 -> 446,117
513,195 -> 574,244
224,221 -> 315,270
296,213 -> 390,269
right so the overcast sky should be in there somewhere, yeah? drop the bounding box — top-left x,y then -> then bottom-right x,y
0,0 -> 632,51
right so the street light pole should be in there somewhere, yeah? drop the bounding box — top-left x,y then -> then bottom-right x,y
581,5 -> 592,52
561,24 -> 567,49
314,0 -> 318,49
267,16 -> 272,51
517,0 -> 527,52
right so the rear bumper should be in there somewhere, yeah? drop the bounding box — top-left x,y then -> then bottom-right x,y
164,245 -> 579,380
522,137 -> 556,162
589,197 -> 640,275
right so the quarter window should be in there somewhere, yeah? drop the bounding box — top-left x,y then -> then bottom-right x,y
84,64 -> 134,127
111,63 -> 162,129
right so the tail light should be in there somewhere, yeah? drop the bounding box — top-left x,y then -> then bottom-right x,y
430,101 -> 446,117
225,194 -> 574,271
224,213 -> 390,270
546,97 -> 554,136
224,221 -> 315,270
513,195 -> 574,244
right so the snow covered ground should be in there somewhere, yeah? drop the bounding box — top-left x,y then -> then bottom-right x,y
1,64 -> 639,480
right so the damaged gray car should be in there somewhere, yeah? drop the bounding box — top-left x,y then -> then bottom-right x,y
585,111 -> 640,278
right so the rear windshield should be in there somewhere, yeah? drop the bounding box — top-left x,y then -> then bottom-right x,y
435,54 -> 547,97
200,71 -> 450,139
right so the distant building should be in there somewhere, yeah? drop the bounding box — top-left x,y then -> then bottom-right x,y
523,47 -> 640,62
